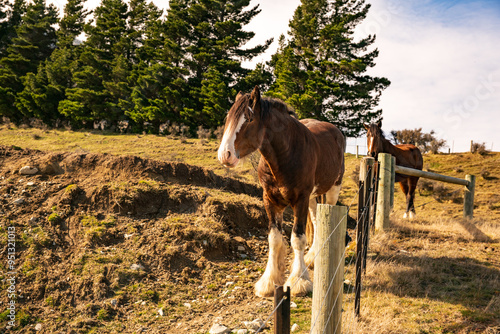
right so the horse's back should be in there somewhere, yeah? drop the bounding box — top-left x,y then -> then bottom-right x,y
300,119 -> 345,190
395,144 -> 423,170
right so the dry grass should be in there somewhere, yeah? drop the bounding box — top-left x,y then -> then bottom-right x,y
0,124 -> 258,184
343,213 -> 500,334
2,126 -> 500,333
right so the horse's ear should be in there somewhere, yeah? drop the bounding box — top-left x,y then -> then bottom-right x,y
377,120 -> 382,128
363,123 -> 369,131
250,86 -> 261,105
250,86 -> 262,116
235,91 -> 244,101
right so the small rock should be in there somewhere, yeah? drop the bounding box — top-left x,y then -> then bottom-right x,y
225,281 -> 234,287
290,301 -> 297,308
124,233 -> 134,239
141,301 -> 146,305
203,240 -> 208,246
130,263 -> 145,271
291,323 -> 299,332
243,319 -> 264,331
19,166 -> 38,175
235,329 -> 248,334
158,308 -> 164,316
239,254 -> 247,259
35,323 -> 42,331
13,198 -> 25,205
110,299 -> 117,306
209,323 -> 230,334
183,302 -> 191,308
26,181 -> 35,186
237,246 -> 246,252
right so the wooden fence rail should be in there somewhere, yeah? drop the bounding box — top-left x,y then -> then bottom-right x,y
375,153 -> 476,231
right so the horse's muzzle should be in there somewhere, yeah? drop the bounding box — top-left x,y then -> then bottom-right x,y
218,150 -> 240,168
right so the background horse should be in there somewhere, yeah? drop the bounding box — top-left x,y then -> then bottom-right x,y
218,86 -> 345,297
364,121 -> 424,218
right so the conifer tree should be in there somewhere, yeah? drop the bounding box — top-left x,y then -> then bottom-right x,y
0,0 -> 58,121
269,0 -> 390,137
59,0 -> 129,126
0,0 -> 26,59
16,0 -> 89,125
57,0 -> 89,49
165,0 -> 272,129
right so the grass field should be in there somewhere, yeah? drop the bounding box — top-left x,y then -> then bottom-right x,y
0,124 -> 498,333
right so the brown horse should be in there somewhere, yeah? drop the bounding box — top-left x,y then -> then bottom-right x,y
364,121 -> 424,218
218,86 -> 345,297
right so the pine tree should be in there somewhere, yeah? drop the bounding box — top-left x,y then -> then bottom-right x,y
15,0 -> 89,125
165,0 -> 272,129
57,0 -> 89,49
269,0 -> 390,137
126,0 -> 162,64
0,0 -> 58,121
59,0 -> 129,127
0,0 -> 26,59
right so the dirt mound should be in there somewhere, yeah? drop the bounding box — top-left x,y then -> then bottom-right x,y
0,145 -> 272,333
1,145 -> 262,197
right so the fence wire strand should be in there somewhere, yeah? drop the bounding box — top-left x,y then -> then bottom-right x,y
257,163 -> 375,333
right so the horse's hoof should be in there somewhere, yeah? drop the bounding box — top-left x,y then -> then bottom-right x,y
409,211 -> 416,219
403,212 -> 408,219
285,276 -> 313,296
255,274 -> 283,297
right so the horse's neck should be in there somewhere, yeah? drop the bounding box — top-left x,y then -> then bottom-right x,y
381,136 -> 398,155
258,112 -> 297,176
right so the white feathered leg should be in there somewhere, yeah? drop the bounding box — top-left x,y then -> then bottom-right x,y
255,227 -> 287,297
285,232 -> 313,296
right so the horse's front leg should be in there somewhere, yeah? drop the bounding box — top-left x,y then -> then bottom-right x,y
255,197 -> 287,297
285,198 -> 313,296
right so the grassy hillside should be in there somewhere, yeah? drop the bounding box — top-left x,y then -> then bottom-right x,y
0,125 -> 498,333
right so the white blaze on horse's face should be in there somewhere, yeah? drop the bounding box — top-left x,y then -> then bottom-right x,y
218,113 -> 247,168
367,135 -> 374,153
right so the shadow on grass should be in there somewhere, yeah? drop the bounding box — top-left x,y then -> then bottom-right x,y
457,219 -> 495,242
366,252 -> 500,326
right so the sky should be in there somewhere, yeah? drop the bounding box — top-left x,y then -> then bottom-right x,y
47,0 -> 500,153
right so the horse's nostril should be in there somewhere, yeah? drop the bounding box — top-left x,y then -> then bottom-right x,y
224,151 -> 231,160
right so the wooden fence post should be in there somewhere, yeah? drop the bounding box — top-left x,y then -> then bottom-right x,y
355,157 -> 374,316
464,174 -> 475,219
375,153 -> 392,231
312,205 -> 347,334
390,156 -> 396,210
356,145 -> 359,158
274,285 -> 290,334
370,162 -> 379,228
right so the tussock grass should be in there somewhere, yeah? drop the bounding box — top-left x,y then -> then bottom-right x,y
344,213 -> 500,334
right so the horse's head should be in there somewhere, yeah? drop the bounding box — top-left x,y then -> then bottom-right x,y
218,86 -> 265,168
364,121 -> 383,158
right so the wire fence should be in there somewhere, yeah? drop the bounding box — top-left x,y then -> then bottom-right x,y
256,160 -> 377,333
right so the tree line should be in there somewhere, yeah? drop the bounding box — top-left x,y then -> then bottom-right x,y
0,0 -> 389,137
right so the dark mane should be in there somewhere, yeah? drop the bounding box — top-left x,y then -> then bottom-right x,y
370,123 -> 385,138
261,96 -> 296,118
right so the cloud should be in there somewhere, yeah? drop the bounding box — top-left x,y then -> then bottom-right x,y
358,0 -> 500,151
